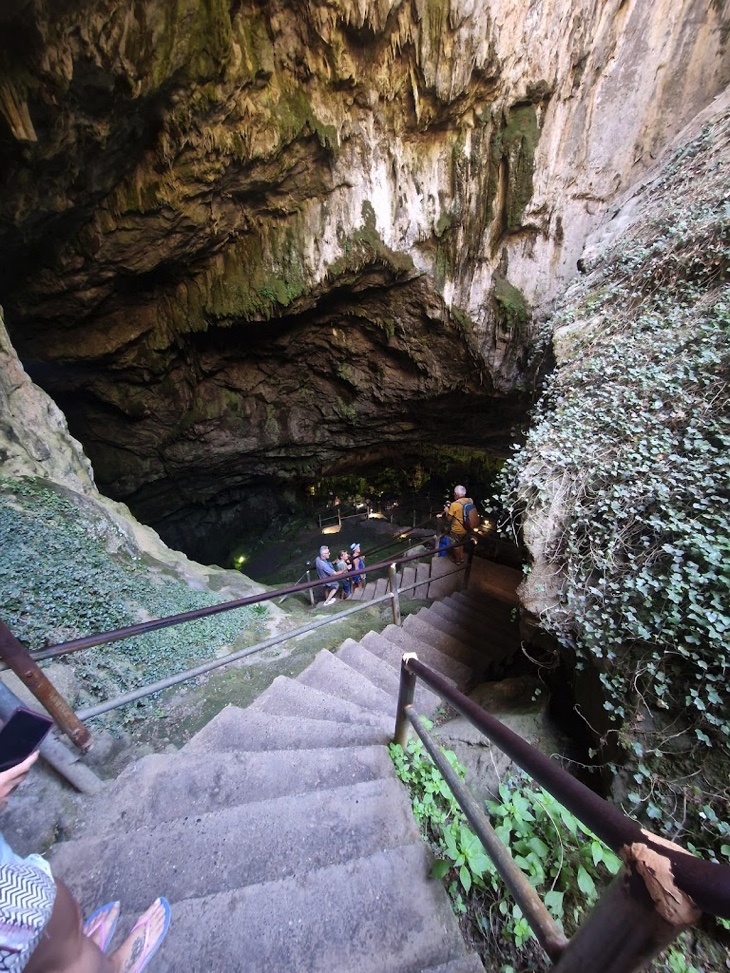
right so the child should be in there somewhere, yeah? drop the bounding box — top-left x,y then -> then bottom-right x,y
335,551 -> 351,599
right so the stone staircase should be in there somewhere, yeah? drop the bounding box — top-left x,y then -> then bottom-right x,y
49,557 -> 522,973
337,546 -> 463,604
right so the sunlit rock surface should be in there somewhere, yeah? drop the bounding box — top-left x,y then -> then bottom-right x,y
0,0 -> 726,545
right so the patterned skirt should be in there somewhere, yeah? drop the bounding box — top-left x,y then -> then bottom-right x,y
0,862 -> 56,973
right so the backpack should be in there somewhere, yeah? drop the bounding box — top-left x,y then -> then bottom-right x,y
460,499 -> 480,531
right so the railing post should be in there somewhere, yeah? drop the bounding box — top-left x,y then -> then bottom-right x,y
463,536 -> 475,588
305,569 -> 314,606
389,563 -> 401,627
0,620 -> 91,752
393,654 -> 417,747
552,860 -> 696,973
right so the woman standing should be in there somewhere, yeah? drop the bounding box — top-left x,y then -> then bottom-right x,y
349,543 -> 366,589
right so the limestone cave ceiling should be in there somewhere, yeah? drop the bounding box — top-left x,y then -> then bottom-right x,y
0,0 -> 727,537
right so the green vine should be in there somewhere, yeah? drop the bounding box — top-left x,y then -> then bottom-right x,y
390,733 -> 720,971
496,112 -> 730,849
0,477 -> 257,715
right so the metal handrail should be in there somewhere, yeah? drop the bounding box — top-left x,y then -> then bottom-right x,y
278,569 -> 314,606
0,541 -> 471,738
394,654 -> 730,971
18,540 -> 473,664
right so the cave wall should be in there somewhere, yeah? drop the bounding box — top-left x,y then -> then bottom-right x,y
0,0 -> 727,545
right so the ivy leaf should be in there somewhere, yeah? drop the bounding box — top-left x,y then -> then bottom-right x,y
577,865 -> 596,897
459,865 -> 472,894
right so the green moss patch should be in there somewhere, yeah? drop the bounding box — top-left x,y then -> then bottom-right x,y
0,477 -> 258,712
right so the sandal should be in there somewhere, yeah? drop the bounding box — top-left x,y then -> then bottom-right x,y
124,897 -> 171,973
83,901 -> 120,953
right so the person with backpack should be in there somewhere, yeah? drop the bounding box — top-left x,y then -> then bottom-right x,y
443,485 -> 478,564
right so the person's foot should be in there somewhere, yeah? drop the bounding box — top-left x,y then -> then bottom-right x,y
111,898 -> 170,973
83,901 -> 121,953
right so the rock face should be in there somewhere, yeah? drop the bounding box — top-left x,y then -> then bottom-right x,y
0,0 -> 727,549
0,307 -> 266,591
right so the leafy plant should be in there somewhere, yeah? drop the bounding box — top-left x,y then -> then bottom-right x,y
390,735 -> 621,966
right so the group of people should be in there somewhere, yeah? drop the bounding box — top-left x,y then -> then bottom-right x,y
314,484 -> 476,604
0,752 -> 170,973
314,543 -> 365,606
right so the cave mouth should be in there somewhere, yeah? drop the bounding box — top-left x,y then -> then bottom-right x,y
146,446 -> 507,577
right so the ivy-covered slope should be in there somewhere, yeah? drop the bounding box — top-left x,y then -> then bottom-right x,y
498,98 -> 729,846
0,476 -> 264,715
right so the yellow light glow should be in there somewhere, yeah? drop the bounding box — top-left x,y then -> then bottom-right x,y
322,524 -> 341,534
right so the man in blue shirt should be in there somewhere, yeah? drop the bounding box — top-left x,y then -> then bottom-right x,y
315,545 -> 340,606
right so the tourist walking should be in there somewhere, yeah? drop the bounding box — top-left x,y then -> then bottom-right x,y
443,485 -> 474,564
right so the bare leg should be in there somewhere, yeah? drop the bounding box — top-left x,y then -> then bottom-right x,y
26,884 -> 167,973
25,879 -> 113,973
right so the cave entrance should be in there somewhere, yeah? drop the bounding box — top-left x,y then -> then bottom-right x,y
155,446 -> 506,585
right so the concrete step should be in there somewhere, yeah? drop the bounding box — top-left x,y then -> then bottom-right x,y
426,555 -> 465,600
432,600 -> 521,665
467,556 -> 522,606
51,777 -> 419,912
425,956 -> 486,973
416,605 -> 484,653
399,564 -> 418,595
378,625 -> 473,687
449,590 -> 516,625
427,603 -> 498,655
297,649 -> 395,717
184,705 -> 388,753
413,562 -> 432,597
74,744 -> 395,835
249,676 -> 391,732
446,594 -> 521,645
337,639 -> 442,717
128,843 -> 472,973
404,613 -> 483,670
360,630 -> 410,672
373,576 -> 390,599
347,581 -> 366,600
427,598 -> 487,635
362,580 -> 378,599
433,598 -> 508,642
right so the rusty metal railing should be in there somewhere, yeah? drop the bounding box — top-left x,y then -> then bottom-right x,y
394,654 -> 730,971
0,540 -> 474,747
